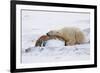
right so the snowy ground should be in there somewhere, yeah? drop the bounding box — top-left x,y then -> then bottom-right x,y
22,43 -> 90,63
21,10 -> 90,64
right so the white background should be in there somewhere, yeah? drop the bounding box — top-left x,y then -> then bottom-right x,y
0,0 -> 99,73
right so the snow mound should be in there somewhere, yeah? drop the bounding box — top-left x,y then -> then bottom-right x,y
45,39 -> 65,47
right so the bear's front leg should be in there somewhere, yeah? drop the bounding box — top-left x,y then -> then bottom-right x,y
66,39 -> 76,46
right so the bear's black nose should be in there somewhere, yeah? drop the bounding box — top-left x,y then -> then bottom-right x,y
46,33 -> 49,36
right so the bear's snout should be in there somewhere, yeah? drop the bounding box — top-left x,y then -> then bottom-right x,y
46,33 -> 49,36
46,31 -> 54,36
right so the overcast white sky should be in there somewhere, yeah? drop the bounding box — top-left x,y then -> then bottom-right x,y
22,10 -> 90,35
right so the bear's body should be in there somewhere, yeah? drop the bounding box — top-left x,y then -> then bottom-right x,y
47,27 -> 85,45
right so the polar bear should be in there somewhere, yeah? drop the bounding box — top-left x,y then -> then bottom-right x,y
46,27 -> 85,45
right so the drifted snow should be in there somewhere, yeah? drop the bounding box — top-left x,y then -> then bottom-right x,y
22,43 -> 90,63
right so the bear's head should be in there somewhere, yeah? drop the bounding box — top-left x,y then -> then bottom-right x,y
46,30 -> 62,37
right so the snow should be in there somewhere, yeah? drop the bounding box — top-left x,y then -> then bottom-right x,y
45,39 -> 65,47
22,43 -> 90,63
21,10 -> 90,64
